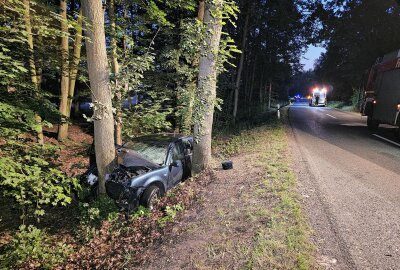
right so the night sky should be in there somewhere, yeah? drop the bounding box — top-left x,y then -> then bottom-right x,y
301,45 -> 326,71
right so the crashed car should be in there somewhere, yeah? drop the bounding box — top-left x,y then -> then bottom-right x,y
81,134 -> 193,211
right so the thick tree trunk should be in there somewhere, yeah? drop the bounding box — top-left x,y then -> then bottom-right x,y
23,0 -> 43,144
82,0 -> 116,194
233,10 -> 250,122
109,0 -> 123,145
67,9 -> 83,116
192,0 -> 224,174
58,0 -> 70,141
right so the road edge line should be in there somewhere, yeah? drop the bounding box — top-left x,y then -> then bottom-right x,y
372,134 -> 400,147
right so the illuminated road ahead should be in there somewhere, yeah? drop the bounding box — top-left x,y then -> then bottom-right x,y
289,100 -> 400,269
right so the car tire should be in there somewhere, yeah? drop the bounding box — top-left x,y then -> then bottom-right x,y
140,185 -> 160,210
367,116 -> 379,131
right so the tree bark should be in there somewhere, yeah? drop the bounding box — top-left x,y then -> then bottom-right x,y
109,0 -> 123,145
82,0 -> 116,194
233,8 -> 250,122
58,0 -> 70,141
22,0 -> 38,90
197,0 -> 205,21
258,64 -> 264,105
109,0 -> 119,75
23,0 -> 43,145
35,33 -> 43,87
268,80 -> 272,110
67,9 -> 83,116
247,61 -> 256,117
192,0 -> 224,174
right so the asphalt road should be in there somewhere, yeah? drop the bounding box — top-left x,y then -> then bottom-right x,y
288,100 -> 400,270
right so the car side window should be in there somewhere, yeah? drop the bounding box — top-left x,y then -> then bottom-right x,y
167,144 -> 181,164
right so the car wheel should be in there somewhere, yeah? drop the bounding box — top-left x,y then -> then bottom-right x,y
140,185 -> 160,210
367,116 -> 379,131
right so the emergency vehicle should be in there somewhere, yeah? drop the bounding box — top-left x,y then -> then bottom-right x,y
360,49 -> 400,136
309,87 -> 327,107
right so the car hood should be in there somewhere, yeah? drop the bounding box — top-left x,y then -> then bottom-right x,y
118,149 -> 160,169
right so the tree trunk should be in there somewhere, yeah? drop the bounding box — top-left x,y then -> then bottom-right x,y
268,80 -> 272,110
67,9 -> 83,117
247,62 -> 256,117
23,0 -> 43,144
23,0 -> 38,90
35,33 -> 43,87
58,0 -> 70,141
109,0 -> 119,75
258,65 -> 264,106
233,9 -> 250,122
109,0 -> 123,145
197,0 -> 205,21
82,0 -> 116,194
192,0 -> 224,174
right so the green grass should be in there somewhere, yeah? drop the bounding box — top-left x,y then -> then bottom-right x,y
327,101 -> 348,109
217,114 -> 317,269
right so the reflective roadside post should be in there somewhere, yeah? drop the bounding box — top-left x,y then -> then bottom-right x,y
277,103 -> 281,119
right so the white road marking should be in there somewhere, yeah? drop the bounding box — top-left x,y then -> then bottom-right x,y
372,134 -> 400,147
340,123 -> 367,127
326,114 -> 337,119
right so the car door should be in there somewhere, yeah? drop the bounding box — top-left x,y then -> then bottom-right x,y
181,138 -> 193,178
166,143 -> 184,188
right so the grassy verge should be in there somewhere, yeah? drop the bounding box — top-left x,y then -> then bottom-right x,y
327,100 -> 358,112
214,115 -> 317,269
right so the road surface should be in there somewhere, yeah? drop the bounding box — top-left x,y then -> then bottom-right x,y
288,100 -> 400,270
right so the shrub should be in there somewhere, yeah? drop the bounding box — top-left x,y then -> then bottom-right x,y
0,143 -> 80,222
351,88 -> 362,111
0,99 -> 79,223
0,225 -> 71,270
75,195 -> 119,242
157,203 -> 184,228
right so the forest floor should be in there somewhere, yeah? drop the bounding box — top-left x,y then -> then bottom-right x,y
0,114 -> 318,269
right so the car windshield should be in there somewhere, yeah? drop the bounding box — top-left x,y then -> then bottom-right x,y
123,141 -> 168,165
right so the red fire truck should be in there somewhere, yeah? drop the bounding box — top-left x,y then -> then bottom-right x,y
361,49 -> 400,136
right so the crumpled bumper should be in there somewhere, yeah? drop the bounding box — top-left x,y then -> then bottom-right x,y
105,181 -> 143,210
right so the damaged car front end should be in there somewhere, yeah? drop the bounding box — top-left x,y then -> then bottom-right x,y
81,135 -> 193,211
105,165 -> 149,211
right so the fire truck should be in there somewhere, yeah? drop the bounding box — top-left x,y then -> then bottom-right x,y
361,49 -> 400,136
